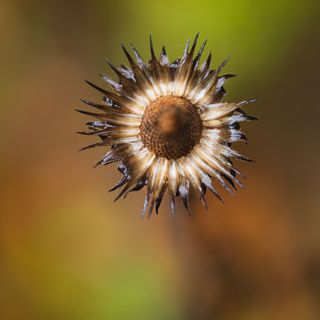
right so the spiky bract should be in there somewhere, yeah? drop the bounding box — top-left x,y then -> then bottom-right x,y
77,34 -> 256,216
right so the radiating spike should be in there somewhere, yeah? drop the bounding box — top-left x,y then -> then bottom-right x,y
215,171 -> 234,195
86,120 -> 107,128
85,80 -> 132,106
170,195 -> 176,215
121,45 -> 148,83
178,182 -> 190,214
238,98 -> 257,107
229,128 -> 247,143
127,178 -> 146,194
80,99 -> 112,112
155,186 -> 166,214
149,34 -> 157,62
93,150 -> 121,168
196,143 -> 243,188
193,40 -> 207,67
119,65 -> 135,80
113,181 -> 132,201
148,198 -> 155,217
148,34 -> 162,82
233,167 -> 247,179
188,33 -> 200,59
105,58 -> 122,76
222,145 -> 254,162
109,175 -> 130,192
198,40 -> 207,56
242,113 -> 258,121
141,192 -> 150,218
105,59 -> 135,85
221,173 -> 238,190
200,52 -> 212,73
101,74 -> 122,92
76,127 -> 109,136
78,141 -> 105,151
130,44 -> 145,68
115,151 -> 156,201
85,80 -> 109,96
86,79 -> 143,114
75,108 -> 106,119
202,102 -> 240,121
159,46 -> 169,66
181,39 -> 190,63
235,154 -> 255,162
199,184 -> 208,209
227,112 -> 258,124
216,55 -> 231,74
117,162 -> 128,175
201,183 -> 207,195
121,43 -> 137,67
201,173 -> 224,203
215,74 -> 236,92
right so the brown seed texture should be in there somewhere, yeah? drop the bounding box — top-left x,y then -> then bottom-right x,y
140,96 -> 203,159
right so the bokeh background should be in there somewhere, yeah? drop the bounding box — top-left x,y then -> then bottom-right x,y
1,1 -> 320,319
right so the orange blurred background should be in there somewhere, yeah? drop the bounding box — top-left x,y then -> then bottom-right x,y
1,1 -> 320,319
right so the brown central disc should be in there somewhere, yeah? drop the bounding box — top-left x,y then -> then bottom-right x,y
140,96 -> 203,159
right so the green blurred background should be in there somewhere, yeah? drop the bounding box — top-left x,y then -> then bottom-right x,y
1,0 -> 320,319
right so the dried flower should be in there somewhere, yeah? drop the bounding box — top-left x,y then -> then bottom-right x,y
77,34 -> 256,216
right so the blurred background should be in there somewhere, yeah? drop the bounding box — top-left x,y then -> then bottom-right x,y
1,0 -> 320,319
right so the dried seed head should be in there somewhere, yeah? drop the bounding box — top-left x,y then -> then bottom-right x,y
140,96 -> 203,159
78,34 -> 256,215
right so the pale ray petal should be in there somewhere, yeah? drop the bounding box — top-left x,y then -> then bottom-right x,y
201,102 -> 240,121
195,143 -> 243,187
190,149 -> 234,194
183,156 -> 209,206
167,160 -> 179,196
141,192 -> 150,218
114,150 -> 156,200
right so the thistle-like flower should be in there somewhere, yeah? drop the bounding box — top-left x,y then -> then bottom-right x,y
77,34 -> 256,216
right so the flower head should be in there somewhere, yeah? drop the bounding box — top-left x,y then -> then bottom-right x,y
77,34 -> 256,216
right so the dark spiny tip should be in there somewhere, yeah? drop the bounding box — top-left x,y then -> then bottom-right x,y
85,80 -> 100,91
201,196 -> 208,209
189,33 -> 200,56
78,145 -> 90,152
93,160 -> 102,168
121,43 -> 134,63
130,43 -> 144,61
217,55 -> 232,74
104,58 -> 118,73
217,194 -> 224,203
104,57 -> 112,65
198,39 -> 207,54
222,73 -> 237,80
120,43 -> 129,56
194,32 -> 200,44
149,34 -> 157,60
75,108 -> 93,116
248,115 -> 258,121
238,98 -> 258,107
